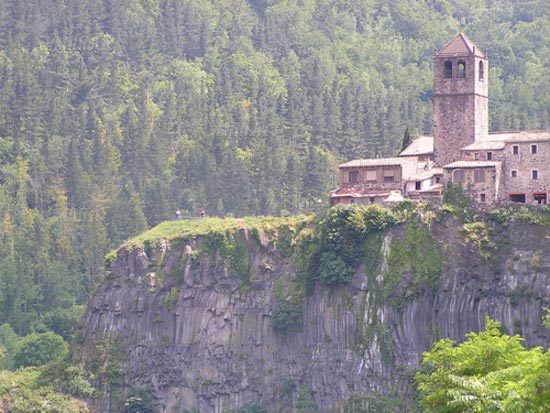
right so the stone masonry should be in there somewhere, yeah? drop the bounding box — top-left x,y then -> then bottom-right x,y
331,33 -> 549,207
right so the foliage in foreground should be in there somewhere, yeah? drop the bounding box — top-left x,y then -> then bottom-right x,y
416,317 -> 549,412
0,367 -> 89,413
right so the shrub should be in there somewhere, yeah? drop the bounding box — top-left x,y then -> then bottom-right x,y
204,231 -> 252,290
319,252 -> 355,285
315,205 -> 401,286
0,368 -> 87,413
273,298 -> 302,334
384,224 -> 443,308
442,182 -> 473,219
41,305 -> 85,342
39,360 -> 94,397
0,323 -> 20,369
13,332 -> 67,368
238,404 -> 268,413
123,387 -> 156,413
507,284 -> 532,306
294,228 -> 320,294
276,225 -> 296,257
462,221 -> 495,259
164,287 -> 179,309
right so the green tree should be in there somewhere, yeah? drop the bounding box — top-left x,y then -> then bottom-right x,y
416,317 -> 549,412
13,332 -> 68,368
123,387 -> 156,413
401,126 -> 412,152
41,306 -> 85,342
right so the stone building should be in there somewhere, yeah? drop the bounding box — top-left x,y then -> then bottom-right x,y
329,157 -> 417,205
330,33 -> 549,207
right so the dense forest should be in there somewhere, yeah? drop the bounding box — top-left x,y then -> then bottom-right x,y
0,0 -> 548,350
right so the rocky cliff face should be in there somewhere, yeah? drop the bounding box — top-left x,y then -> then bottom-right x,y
81,212 -> 550,413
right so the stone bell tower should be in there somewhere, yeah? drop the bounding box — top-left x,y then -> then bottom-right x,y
433,33 -> 488,166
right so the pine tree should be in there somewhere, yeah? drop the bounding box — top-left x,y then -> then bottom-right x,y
401,126 -> 412,152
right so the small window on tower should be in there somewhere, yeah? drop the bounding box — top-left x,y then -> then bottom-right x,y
512,145 -> 519,155
479,61 -> 484,80
531,144 -> 538,154
532,170 -> 539,180
511,170 -> 517,178
444,61 -> 452,78
457,61 -> 466,78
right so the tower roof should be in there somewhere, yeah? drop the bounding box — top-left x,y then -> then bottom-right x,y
436,33 -> 485,58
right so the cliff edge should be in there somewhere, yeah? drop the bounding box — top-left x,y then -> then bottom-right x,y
80,207 -> 550,413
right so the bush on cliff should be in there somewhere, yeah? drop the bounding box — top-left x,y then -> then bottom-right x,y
123,387 -> 156,413
316,204 -> 402,285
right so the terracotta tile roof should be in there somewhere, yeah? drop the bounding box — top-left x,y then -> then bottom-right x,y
414,183 -> 444,193
443,160 -> 501,169
436,33 -> 485,58
484,130 -> 550,143
329,187 -> 390,198
406,168 -> 444,181
462,141 -> 505,150
338,157 -> 414,168
399,135 -> 434,156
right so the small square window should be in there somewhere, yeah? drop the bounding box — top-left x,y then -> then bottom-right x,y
480,194 -> 486,203
511,170 -> 517,178
365,170 -> 377,182
486,152 -> 492,160
532,170 -> 539,180
383,169 -> 395,182
512,145 -> 519,155
531,144 -> 538,154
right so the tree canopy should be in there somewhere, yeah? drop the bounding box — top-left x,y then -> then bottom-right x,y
416,317 -> 549,412
0,0 -> 547,365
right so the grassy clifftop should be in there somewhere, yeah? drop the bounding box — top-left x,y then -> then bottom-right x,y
91,203 -> 549,411
122,214 -> 314,249
118,203 -> 549,254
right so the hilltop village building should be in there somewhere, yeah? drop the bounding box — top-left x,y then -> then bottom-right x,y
330,33 -> 550,207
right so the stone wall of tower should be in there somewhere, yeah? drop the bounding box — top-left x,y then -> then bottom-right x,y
433,94 -> 476,165
433,53 -> 488,166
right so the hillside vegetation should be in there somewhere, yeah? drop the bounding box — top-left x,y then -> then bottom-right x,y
0,1 -> 548,406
